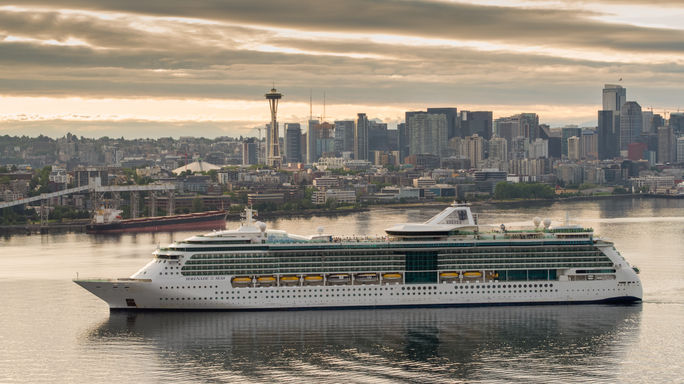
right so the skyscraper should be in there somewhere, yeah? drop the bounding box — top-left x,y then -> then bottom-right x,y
657,125 -> 675,164
426,107 -> 458,138
333,120 -> 355,155
459,111 -> 493,139
620,101 -> 642,150
406,110 -> 448,157
355,113 -> 369,160
602,84 -> 626,112
598,110 -> 619,159
561,126 -> 582,157
284,123 -> 302,163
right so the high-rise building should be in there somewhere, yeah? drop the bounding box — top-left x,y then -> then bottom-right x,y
242,138 -> 258,165
427,108 -> 458,138
598,110 -> 620,159
464,134 -> 484,169
333,120 -> 355,155
459,111 -> 493,139
602,84 -> 626,112
406,110 -> 448,157
561,126 -> 582,157
368,121 -> 388,152
494,116 -> 519,145
307,119 -> 318,163
620,101 -> 642,150
642,110 -> 654,135
355,113 -> 369,160
529,138 -> 548,159
284,123 -> 302,163
519,113 -> 540,142
397,123 -> 408,162
489,136 -> 508,162
657,125 -> 675,164
580,130 -> 598,160
676,137 -> 684,163
670,113 -> 684,135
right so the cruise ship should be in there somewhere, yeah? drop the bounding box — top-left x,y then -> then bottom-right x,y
75,204 -> 642,310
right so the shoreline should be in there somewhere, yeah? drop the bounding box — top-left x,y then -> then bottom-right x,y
1,193 -> 680,235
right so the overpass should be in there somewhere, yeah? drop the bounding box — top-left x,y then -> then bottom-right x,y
0,183 -> 177,226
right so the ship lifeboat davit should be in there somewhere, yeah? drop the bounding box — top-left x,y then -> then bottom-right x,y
304,274 -> 324,285
279,275 -> 300,286
231,276 -> 253,287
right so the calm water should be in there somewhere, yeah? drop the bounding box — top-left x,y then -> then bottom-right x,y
1,198 -> 683,383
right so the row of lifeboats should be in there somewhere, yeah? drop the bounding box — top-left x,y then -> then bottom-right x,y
231,272 -> 404,288
439,271 -> 499,281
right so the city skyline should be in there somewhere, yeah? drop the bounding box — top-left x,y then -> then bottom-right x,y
1,0 -> 683,138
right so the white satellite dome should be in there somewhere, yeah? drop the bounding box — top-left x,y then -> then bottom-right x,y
543,218 -> 552,229
533,217 -> 542,228
257,221 -> 267,233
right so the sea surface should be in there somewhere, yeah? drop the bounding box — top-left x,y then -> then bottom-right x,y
1,197 -> 683,383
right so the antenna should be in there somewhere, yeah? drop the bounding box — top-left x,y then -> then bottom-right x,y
309,89 -> 313,121
323,90 -> 326,122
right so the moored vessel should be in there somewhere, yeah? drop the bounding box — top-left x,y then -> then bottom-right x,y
86,208 -> 227,234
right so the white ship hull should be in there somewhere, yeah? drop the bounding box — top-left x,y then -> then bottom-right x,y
76,272 -> 642,311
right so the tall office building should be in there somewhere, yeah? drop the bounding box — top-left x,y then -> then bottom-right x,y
368,121 -> 388,152
567,136 -> 581,161
561,126 -> 582,157
355,113 -> 369,160
333,120 -> 355,155
657,125 -> 675,164
464,134 -> 484,169
284,123 -> 302,163
307,119 -> 318,164
642,110 -> 654,135
580,130 -> 598,160
519,113 -> 540,142
620,101 -> 642,150
676,137 -> 684,163
397,123 -> 408,162
489,136 -> 508,162
670,113 -> 684,135
459,111 -> 493,139
602,84 -> 626,112
598,110 -> 620,159
494,116 -> 519,145
242,138 -> 258,165
529,138 -> 548,159
406,110 -> 448,157
426,108 -> 458,138
308,121 -> 335,163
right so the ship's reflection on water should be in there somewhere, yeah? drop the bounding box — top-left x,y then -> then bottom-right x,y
89,305 -> 641,383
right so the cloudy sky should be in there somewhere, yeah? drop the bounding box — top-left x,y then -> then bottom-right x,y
1,0 -> 683,138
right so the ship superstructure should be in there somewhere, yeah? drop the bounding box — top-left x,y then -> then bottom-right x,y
75,204 -> 642,310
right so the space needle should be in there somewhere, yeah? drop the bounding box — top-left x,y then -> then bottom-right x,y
265,87 -> 283,168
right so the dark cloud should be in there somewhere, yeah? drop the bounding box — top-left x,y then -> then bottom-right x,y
6,0 -> 684,54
